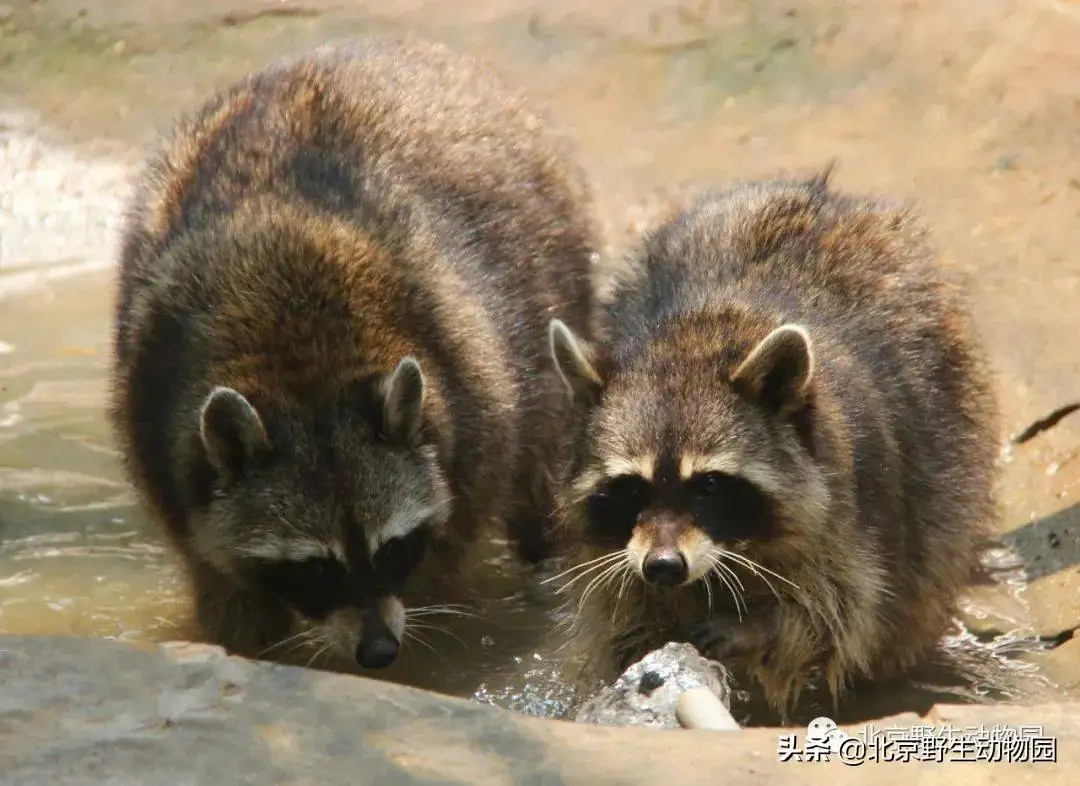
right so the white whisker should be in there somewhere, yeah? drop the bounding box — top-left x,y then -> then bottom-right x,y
553,636 -> 575,654
578,556 -> 629,611
702,567 -> 715,615
710,547 -> 796,610
406,604 -> 480,620
404,629 -> 439,656
407,621 -> 467,649
706,553 -> 747,621
258,627 -> 320,659
712,557 -> 746,593
710,554 -> 748,605
304,638 -> 334,669
610,564 -> 635,626
720,549 -> 799,590
723,558 -> 784,604
541,550 -> 625,589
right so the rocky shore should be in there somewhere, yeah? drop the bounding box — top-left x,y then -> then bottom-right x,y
1,635 -> 1077,785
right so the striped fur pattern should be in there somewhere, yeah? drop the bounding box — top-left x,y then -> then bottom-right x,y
109,35 -> 599,669
548,174 -> 998,717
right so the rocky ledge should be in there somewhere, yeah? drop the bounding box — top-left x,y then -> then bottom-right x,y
0,635 -> 1075,785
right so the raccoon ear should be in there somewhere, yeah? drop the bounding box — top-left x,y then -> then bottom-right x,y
733,324 -> 814,415
382,356 -> 426,446
549,319 -> 604,406
199,387 -> 270,480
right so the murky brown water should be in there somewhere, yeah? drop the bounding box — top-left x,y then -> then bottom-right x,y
2,0 -> 1080,727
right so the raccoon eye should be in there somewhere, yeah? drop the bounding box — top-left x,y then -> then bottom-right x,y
697,472 -> 724,497
607,474 -> 649,499
375,527 -> 429,588
255,557 -> 349,620
687,472 -> 776,542
586,473 -> 652,543
691,471 -> 745,499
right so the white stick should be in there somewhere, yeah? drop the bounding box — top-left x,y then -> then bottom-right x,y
675,686 -> 741,731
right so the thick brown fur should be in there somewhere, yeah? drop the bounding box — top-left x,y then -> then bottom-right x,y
108,35 -> 598,667
548,173 -> 998,719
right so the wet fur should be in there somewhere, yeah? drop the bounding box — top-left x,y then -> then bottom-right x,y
108,35 -> 598,662
549,173 -> 998,717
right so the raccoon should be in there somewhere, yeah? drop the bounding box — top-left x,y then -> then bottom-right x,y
547,173 -> 998,717
108,35 -> 598,670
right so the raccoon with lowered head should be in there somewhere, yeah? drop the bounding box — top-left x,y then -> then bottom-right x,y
548,173 -> 998,717
108,36 -> 598,671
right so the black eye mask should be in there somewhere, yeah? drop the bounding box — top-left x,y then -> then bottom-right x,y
584,470 -> 777,546
254,556 -> 350,620
585,474 -> 652,545
373,526 -> 429,590
684,471 -> 778,543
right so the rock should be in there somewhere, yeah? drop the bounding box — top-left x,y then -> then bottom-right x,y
573,642 -> 737,730
3,635 -> 1080,785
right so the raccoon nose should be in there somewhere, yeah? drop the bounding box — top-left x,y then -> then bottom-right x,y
642,549 -> 688,586
356,633 -> 400,669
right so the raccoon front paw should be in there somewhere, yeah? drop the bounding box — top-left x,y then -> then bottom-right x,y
689,614 -> 774,664
692,611 -> 833,718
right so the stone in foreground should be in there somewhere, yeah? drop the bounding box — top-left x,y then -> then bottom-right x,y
573,641 -> 738,730
1,635 -> 1077,785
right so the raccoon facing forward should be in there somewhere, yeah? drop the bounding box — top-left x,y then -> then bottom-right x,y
548,174 -> 998,717
108,36 -> 598,671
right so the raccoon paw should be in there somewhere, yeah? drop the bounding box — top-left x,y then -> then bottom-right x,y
689,614 -> 772,663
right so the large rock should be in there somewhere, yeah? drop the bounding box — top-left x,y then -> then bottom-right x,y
573,642 -> 738,730
1,634 -> 1078,785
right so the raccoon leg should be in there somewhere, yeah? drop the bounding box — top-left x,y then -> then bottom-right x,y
689,610 -> 784,679
690,606 -> 827,717
508,507 -> 553,564
507,464 -> 558,564
188,559 -> 294,661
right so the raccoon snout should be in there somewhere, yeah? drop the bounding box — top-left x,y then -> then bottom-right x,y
356,631 -> 400,669
355,597 -> 404,669
642,548 -> 688,586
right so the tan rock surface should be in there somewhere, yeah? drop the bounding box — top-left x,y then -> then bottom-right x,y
1,636 -> 1075,784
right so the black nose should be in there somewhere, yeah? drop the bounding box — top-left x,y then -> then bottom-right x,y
356,634 -> 400,669
642,549 -> 688,586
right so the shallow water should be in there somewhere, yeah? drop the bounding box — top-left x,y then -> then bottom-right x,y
0,269 -> 578,713
2,0 -> 1080,729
